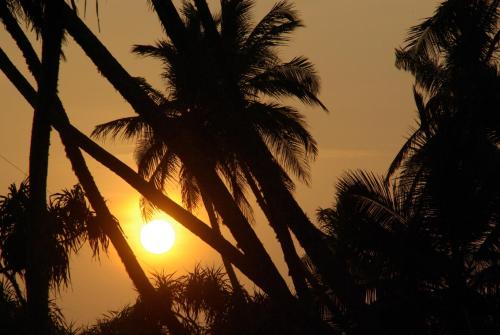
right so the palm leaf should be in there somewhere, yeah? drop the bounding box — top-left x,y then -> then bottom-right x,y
249,56 -> 327,110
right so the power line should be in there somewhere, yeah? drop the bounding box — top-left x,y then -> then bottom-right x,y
0,153 -> 28,177
0,153 -> 55,194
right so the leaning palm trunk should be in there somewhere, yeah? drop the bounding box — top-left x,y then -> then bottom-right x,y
179,151 -> 293,301
243,167 -> 312,303
242,133 -> 363,307
25,1 -> 63,334
60,129 -> 187,335
59,3 -> 293,301
200,191 -> 243,295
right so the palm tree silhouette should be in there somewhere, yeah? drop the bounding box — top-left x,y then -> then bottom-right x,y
390,2 -> 499,333
153,0 -> 360,305
0,182 -> 108,290
2,1 -> 66,333
91,0 -> 340,305
317,168 -> 499,333
0,181 -> 106,335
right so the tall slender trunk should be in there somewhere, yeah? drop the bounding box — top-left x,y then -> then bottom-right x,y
26,2 -> 63,334
60,130 -> 187,335
200,191 -> 242,295
243,133 -> 363,307
181,151 -> 293,301
243,167 -> 311,303
0,3 -> 39,78
149,0 -> 187,49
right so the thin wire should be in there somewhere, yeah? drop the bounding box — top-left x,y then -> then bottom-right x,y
0,153 -> 56,194
0,153 -> 28,177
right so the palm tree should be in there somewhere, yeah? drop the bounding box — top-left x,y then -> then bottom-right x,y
142,0 -> 360,304
0,181 -> 108,288
3,1 -> 66,333
92,0 -> 337,304
0,181 -> 106,335
390,2 -> 499,332
317,170 -> 499,334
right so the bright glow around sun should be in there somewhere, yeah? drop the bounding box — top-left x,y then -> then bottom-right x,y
140,219 -> 176,254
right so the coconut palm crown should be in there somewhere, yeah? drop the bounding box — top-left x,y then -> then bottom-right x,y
92,0 -> 325,216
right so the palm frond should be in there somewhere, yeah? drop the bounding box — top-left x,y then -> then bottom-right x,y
132,40 -> 177,64
402,1 -> 458,60
92,116 -> 149,141
336,170 -> 407,232
179,165 -> 200,212
217,160 -> 254,224
395,48 -> 444,93
249,56 -> 327,110
221,0 -> 254,49
245,0 -> 302,49
249,102 -> 316,184
134,136 -> 167,179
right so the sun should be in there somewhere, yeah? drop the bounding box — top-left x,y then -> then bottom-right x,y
140,219 -> 176,254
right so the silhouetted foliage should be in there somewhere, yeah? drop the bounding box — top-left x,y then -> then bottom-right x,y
0,181 -> 105,335
0,181 -> 108,289
81,265 -> 327,335
312,1 -> 500,333
317,170 -> 499,334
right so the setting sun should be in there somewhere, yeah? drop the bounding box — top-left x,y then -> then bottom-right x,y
140,219 -> 176,254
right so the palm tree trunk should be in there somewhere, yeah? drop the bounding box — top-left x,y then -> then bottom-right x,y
180,151 -> 293,302
149,0 -> 187,49
243,133 -> 363,307
59,130 -> 188,335
243,167 -> 312,303
199,191 -> 243,296
25,2 -> 64,333
0,3 -> 39,78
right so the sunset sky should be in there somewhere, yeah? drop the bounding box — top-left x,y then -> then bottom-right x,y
0,0 -> 439,325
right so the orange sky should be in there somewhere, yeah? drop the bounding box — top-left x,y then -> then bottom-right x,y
0,0 -> 438,326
